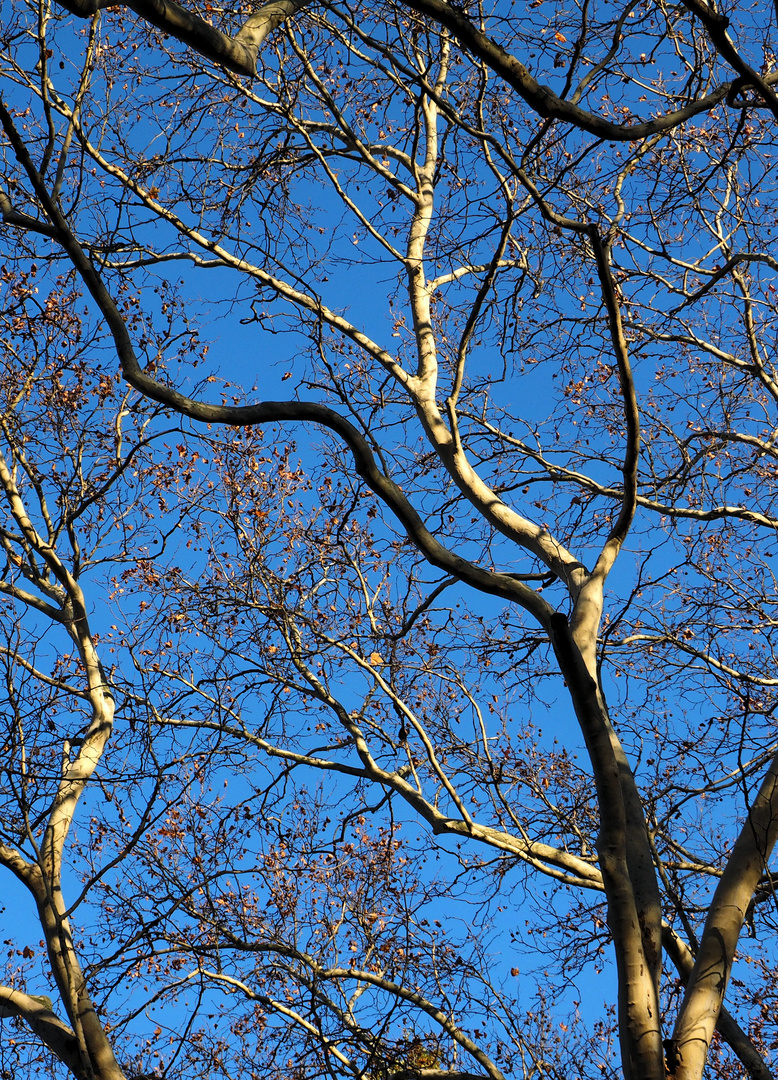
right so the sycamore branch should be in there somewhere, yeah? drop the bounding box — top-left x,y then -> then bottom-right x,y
49,0 -> 778,139
0,100 -> 558,632
54,0 -> 309,76
196,953 -> 507,1080
662,923 -> 774,1080
0,187 -> 58,236
678,0 -> 778,122
0,986 -> 83,1076
146,665 -> 603,887
670,751 -> 778,1080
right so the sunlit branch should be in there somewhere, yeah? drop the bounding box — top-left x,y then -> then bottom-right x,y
465,414 -> 778,530
0,186 -> 58,236
662,923 -> 775,1080
0,645 -> 88,698
0,101 -> 562,630
671,751 -> 778,1080
0,986 -> 81,1075
8,65 -> 596,595
196,943 -> 508,1080
363,0 -> 750,139
616,633 -> 778,688
672,252 -> 778,312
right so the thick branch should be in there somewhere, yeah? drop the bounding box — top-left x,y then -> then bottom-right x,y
678,0 -> 778,122
0,987 -> 83,1078
662,923 -> 775,1080
377,0 -> 748,139
550,615 -> 663,1080
0,100 -> 556,630
569,228 -> 639,668
0,187 -> 58,236
671,752 -> 778,1080
53,0 -> 309,76
48,0 -> 777,136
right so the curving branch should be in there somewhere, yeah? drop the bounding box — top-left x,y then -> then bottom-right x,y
678,0 -> 778,122
0,986 -> 83,1077
0,187 -> 58,237
0,99 -> 557,632
50,0 -> 778,139
54,0 -> 310,76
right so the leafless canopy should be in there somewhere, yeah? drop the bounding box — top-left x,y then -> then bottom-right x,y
2,0 -> 778,1078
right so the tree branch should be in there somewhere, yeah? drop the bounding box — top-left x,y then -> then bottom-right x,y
662,923 -> 775,1080
0,100 -> 556,630
54,0 -> 309,76
671,751 -> 778,1080
0,986 -> 83,1078
47,0 -> 778,136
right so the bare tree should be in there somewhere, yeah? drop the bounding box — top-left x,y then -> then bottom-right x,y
3,0 -> 778,1078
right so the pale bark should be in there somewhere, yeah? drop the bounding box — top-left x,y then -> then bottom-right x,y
7,12 -> 775,1077
1,80 -> 665,1080
663,923 -> 775,1080
32,873 -> 127,1080
532,205 -> 662,1080
0,846 -> 125,1080
0,403 -> 123,1079
0,986 -> 82,1076
551,616 -> 664,1080
670,752 -> 778,1080
399,76 -> 588,595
